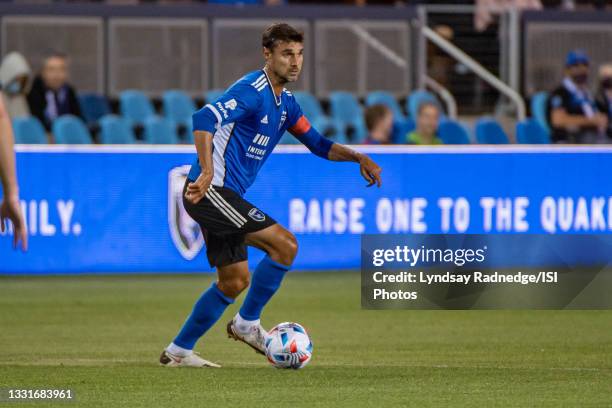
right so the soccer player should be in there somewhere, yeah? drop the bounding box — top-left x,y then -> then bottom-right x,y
160,23 -> 382,367
0,93 -> 27,251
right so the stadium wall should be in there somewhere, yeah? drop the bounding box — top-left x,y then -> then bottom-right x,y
2,145 -> 612,274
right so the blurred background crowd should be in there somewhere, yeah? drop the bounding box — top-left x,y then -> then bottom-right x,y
1,0 -> 611,146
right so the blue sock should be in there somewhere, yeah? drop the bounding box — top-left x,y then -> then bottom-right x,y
239,255 -> 290,321
173,282 -> 234,350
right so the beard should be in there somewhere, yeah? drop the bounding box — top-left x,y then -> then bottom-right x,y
275,71 -> 291,84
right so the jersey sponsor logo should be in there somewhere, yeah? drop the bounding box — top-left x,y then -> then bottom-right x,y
247,133 -> 270,160
248,208 -> 266,222
216,101 -> 229,119
260,115 -> 268,124
168,165 -> 204,260
224,99 -> 237,111
246,145 -> 267,160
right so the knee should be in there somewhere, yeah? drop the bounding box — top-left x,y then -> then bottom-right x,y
217,274 -> 250,298
271,231 -> 298,266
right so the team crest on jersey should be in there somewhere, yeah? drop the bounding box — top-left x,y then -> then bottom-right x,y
248,208 -> 266,222
168,165 -> 204,260
224,99 -> 237,110
279,111 -> 287,130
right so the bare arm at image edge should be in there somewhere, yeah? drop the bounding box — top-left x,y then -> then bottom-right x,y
0,94 -> 28,251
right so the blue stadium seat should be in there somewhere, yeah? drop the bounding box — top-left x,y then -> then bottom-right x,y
78,93 -> 111,125
516,119 -> 551,144
329,91 -> 367,143
294,91 -> 344,139
52,115 -> 92,144
365,91 -> 410,143
406,90 -> 439,119
393,118 -> 415,144
143,116 -> 178,144
205,89 -> 225,104
99,115 -> 136,144
120,90 -> 155,123
531,91 -> 550,133
438,119 -> 471,144
12,116 -> 47,144
365,91 -> 405,121
163,90 -> 196,125
163,90 -> 196,143
475,118 -> 510,144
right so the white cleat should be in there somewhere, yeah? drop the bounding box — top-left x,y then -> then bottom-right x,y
159,350 -> 221,368
226,319 -> 268,355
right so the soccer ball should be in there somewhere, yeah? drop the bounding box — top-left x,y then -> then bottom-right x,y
265,322 -> 313,369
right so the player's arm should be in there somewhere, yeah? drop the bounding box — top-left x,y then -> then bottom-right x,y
0,93 -> 27,250
184,129 -> 214,204
289,116 -> 382,187
186,86 -> 261,203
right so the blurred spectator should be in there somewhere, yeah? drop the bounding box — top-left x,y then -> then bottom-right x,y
595,63 -> 612,139
428,25 -> 454,89
407,102 -> 442,145
27,52 -> 83,132
364,104 -> 392,144
0,52 -> 32,119
546,50 -> 607,143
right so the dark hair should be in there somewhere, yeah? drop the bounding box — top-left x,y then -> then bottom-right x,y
262,23 -> 304,50
418,101 -> 439,116
364,104 -> 391,131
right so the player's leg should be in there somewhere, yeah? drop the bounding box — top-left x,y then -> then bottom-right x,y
162,182 -> 253,367
228,224 -> 297,349
162,260 -> 250,367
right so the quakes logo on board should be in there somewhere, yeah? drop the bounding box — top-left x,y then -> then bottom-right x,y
168,165 -> 204,260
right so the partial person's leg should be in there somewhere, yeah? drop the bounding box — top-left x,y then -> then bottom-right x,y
235,224 -> 298,327
169,261 -> 250,356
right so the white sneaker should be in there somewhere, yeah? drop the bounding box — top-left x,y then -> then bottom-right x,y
159,350 -> 221,368
226,319 -> 267,355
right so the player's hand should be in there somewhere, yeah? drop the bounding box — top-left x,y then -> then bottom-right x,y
359,155 -> 382,188
185,171 -> 213,204
0,195 -> 28,251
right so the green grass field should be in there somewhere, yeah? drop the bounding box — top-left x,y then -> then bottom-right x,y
1,272 -> 610,407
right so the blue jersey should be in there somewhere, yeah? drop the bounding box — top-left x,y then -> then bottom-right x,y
189,69 -> 329,196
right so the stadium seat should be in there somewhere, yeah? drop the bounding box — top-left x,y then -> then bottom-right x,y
205,89 -> 225,104
12,116 -> 47,144
365,91 -> 412,143
438,119 -> 471,144
406,90 -> 440,119
78,93 -> 111,125
52,115 -> 92,144
365,91 -> 405,121
329,91 -> 367,143
531,91 -> 550,133
143,116 -> 178,144
516,119 -> 551,144
163,90 -> 196,143
119,90 -> 155,123
99,115 -> 136,144
163,90 -> 196,124
294,91 -> 344,139
475,118 -> 510,144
